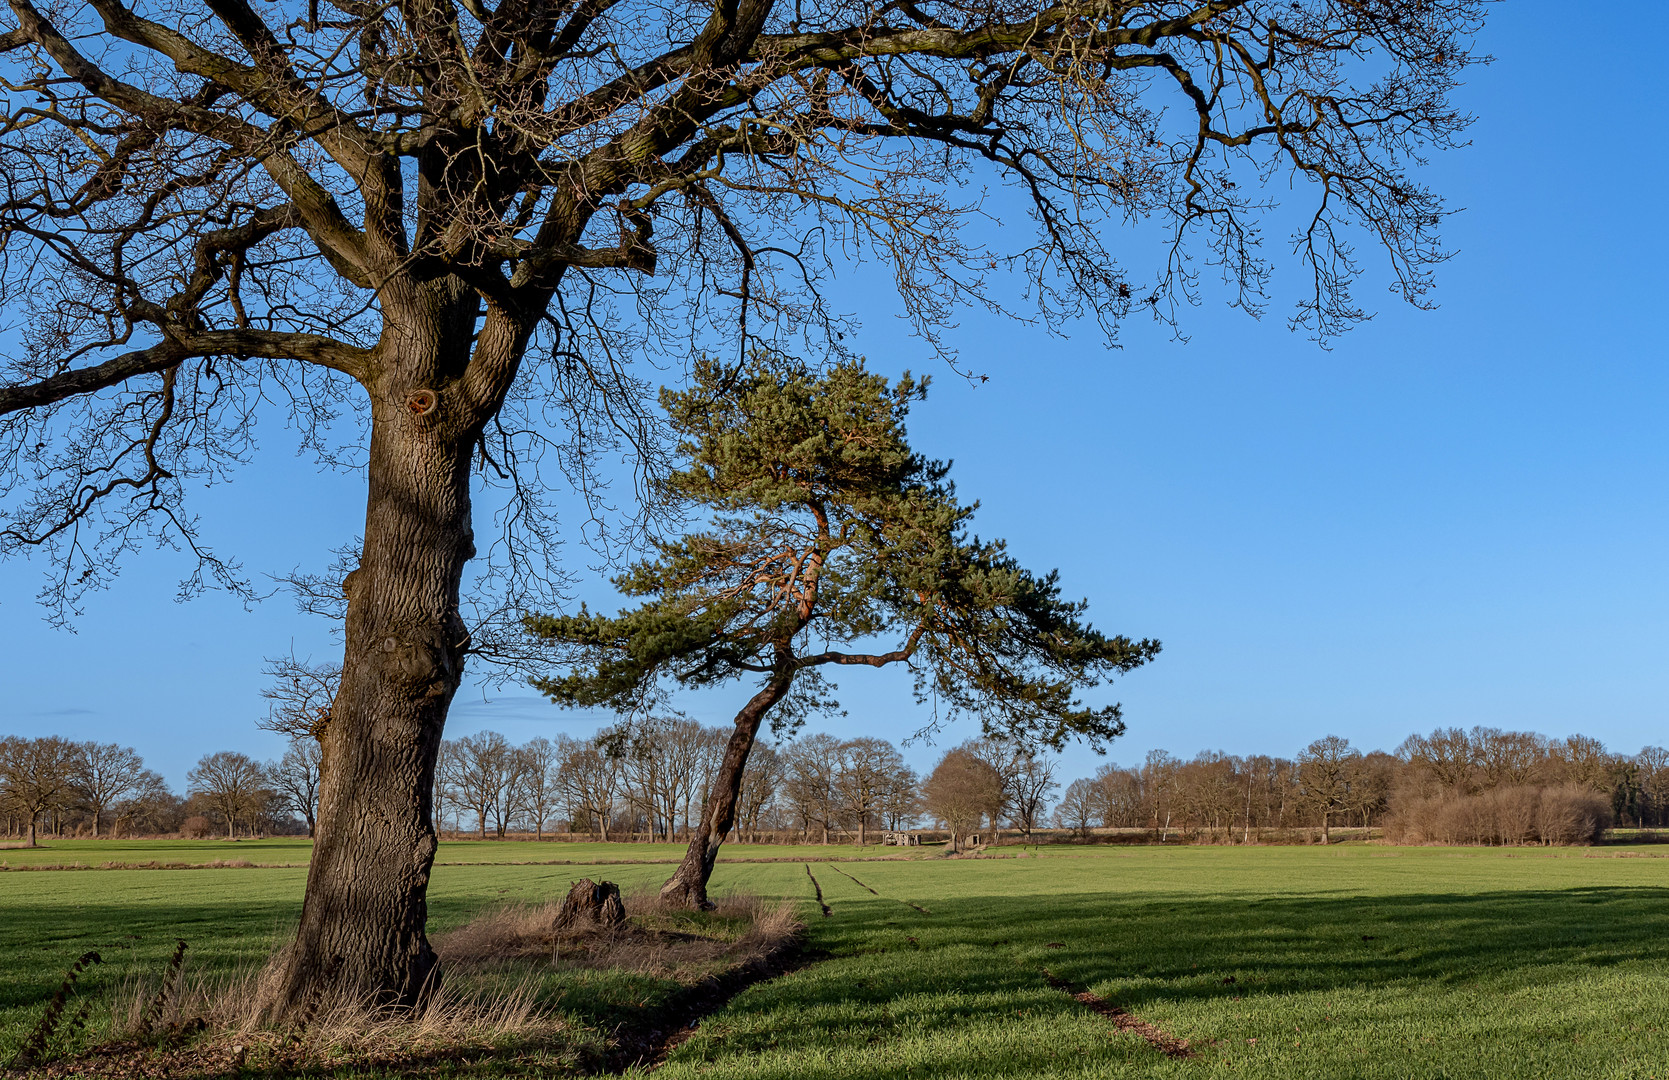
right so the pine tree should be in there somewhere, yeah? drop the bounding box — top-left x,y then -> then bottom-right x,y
528,358 -> 1158,905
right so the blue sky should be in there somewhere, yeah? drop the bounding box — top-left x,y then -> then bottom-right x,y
3,0 -> 1666,789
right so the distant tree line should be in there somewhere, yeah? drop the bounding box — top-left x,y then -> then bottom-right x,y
0,736 -> 320,844
435,721 -> 920,843
1055,729 -> 1667,845
7,724 -> 1660,849
430,720 -> 1061,849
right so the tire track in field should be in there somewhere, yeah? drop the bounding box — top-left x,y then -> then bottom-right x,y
1041,969 -> 1194,1059
803,863 -> 832,916
825,864 -> 931,914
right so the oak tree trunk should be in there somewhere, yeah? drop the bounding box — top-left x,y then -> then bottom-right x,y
659,670 -> 793,908
263,280 -> 523,1017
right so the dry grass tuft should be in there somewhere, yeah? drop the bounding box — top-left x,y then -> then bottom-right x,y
32,966 -> 576,1078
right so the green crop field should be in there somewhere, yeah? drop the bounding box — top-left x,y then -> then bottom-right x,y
4,840 -> 1668,1078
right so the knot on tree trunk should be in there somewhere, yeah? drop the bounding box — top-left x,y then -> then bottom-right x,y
555,878 -> 625,929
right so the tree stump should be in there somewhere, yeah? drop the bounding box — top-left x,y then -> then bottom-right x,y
555,879 -> 625,930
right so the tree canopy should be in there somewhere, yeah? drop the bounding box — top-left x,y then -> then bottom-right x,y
530,357 -> 1159,750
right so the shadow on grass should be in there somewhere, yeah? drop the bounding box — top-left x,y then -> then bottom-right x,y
987,886 -> 1669,1005
667,885 -> 1669,1074
10,885 -> 1669,1077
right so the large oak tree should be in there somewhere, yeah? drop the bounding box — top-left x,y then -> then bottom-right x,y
0,0 -> 1486,1011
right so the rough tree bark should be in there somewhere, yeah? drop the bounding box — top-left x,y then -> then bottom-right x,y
659,668 -> 794,909
265,280 -> 526,1012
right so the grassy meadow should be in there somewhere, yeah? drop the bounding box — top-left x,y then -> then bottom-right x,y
3,839 -> 1667,1077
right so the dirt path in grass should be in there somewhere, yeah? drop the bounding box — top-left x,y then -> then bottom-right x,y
1041,969 -> 1194,1059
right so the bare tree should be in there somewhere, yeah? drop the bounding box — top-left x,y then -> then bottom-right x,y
959,738 -> 1021,838
1053,777 -> 1100,837
258,658 -> 341,742
557,735 -> 624,841
271,739 -> 325,837
1551,735 -> 1614,793
187,751 -> 271,838
1141,749 -> 1181,840
513,736 -> 567,838
783,734 -> 843,844
922,748 -> 1004,852
1238,755 -> 1279,842
654,718 -> 718,843
1398,728 -> 1477,793
0,0 -> 1489,1006
1471,727 -> 1548,790
613,717 -> 688,841
1296,735 -> 1359,844
446,732 -> 519,838
734,742 -> 784,843
1008,752 -> 1058,842
1638,746 -> 1669,829
1346,750 -> 1396,828
434,739 -> 461,836
881,760 -> 920,832
1092,763 -> 1143,829
833,737 -> 906,847
1174,751 -> 1239,840
69,742 -> 149,838
111,775 -> 181,836
0,736 -> 76,846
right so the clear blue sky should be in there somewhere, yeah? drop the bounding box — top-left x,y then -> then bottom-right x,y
4,0 -> 1665,789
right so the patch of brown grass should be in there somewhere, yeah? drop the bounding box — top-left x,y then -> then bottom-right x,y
434,889 -> 802,982
16,890 -> 800,1078
18,966 -> 583,1079
10,889 -> 800,1079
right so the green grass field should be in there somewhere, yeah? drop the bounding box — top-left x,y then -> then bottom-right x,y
4,840 -> 1667,1077
0,837 -> 923,868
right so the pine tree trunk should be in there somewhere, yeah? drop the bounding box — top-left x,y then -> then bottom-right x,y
659,669 -> 793,909
262,281 -> 519,1017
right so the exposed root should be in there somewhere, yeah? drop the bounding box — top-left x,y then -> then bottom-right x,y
803,865 -> 832,916
1041,970 -> 1194,1059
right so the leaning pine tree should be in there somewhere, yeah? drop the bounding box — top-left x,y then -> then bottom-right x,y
528,359 -> 1160,907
